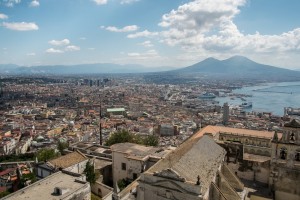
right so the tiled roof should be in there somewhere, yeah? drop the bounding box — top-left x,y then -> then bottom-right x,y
149,135 -> 225,194
194,125 -> 281,140
0,168 -> 15,176
48,150 -> 87,169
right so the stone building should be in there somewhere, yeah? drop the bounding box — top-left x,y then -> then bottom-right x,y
137,135 -> 245,200
270,119 -> 300,200
36,150 -> 89,179
111,143 -> 171,186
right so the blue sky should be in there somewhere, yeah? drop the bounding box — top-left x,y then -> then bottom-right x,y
0,0 -> 300,69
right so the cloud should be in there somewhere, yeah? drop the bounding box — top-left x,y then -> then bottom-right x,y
120,0 -> 139,4
48,39 -> 70,46
139,40 -> 154,48
157,0 -> 300,58
93,0 -> 107,5
29,0 -> 39,7
127,49 -> 160,60
127,30 -> 158,38
79,37 -> 86,40
65,45 -> 80,51
26,52 -> 36,56
104,25 -> 139,32
46,48 -> 64,54
2,22 -> 39,31
3,0 -> 21,7
0,13 -> 8,19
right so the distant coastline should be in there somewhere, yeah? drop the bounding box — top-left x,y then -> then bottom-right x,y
217,81 -> 300,116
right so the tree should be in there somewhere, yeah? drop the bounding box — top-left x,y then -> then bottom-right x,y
57,141 -> 69,154
105,130 -> 135,146
19,172 -> 37,188
84,160 -> 96,184
105,129 -> 160,147
143,135 -> 159,147
36,148 -> 59,162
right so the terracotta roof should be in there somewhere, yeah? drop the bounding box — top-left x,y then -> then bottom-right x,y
194,125 -> 281,140
48,150 -> 87,169
0,168 -> 15,176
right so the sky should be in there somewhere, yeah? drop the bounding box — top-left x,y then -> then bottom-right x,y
0,0 -> 300,69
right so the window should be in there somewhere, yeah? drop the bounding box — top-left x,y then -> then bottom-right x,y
295,151 -> 300,161
279,147 -> 287,160
121,163 -> 126,170
290,133 -> 295,142
133,173 -> 138,180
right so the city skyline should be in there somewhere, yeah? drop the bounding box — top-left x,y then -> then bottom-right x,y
1,0 -> 300,69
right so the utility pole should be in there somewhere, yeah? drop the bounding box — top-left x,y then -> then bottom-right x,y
99,95 -> 103,145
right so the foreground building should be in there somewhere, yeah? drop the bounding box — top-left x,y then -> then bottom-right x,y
116,121 -> 300,200
137,135 -> 245,200
115,135 -> 245,200
2,171 -> 91,200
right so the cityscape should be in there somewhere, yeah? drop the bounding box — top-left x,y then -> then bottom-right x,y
1,0 -> 300,200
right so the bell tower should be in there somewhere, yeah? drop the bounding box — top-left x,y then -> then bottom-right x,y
270,119 -> 300,199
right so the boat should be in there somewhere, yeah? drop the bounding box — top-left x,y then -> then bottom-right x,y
199,92 -> 216,99
240,102 -> 252,109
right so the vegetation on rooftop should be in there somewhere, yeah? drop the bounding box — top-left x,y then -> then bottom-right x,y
105,129 -> 159,147
117,178 -> 130,191
0,153 -> 35,163
57,141 -> 69,154
36,148 -> 59,162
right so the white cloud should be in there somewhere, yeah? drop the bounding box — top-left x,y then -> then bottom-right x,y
0,13 -> 8,19
127,49 -> 160,60
104,25 -> 139,32
80,37 -> 86,40
93,0 -> 107,5
48,39 -> 70,46
46,48 -> 64,54
120,0 -> 139,4
157,0 -> 300,61
26,52 -> 36,56
127,30 -> 158,38
29,0 -> 39,7
139,40 -> 154,48
65,45 -> 80,51
3,0 -> 21,7
2,22 -> 39,31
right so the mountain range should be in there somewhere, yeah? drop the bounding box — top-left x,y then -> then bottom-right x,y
1,56 -> 300,80
171,56 -> 300,78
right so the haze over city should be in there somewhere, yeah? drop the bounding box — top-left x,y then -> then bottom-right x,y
0,0 -> 300,69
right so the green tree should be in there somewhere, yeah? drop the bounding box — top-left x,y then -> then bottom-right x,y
117,179 -> 129,191
105,129 -> 160,147
143,135 -> 159,147
36,148 -> 59,162
57,141 -> 69,154
19,172 -> 37,188
84,160 -> 96,184
105,130 -> 135,146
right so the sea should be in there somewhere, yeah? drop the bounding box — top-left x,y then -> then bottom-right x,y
216,81 -> 300,116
